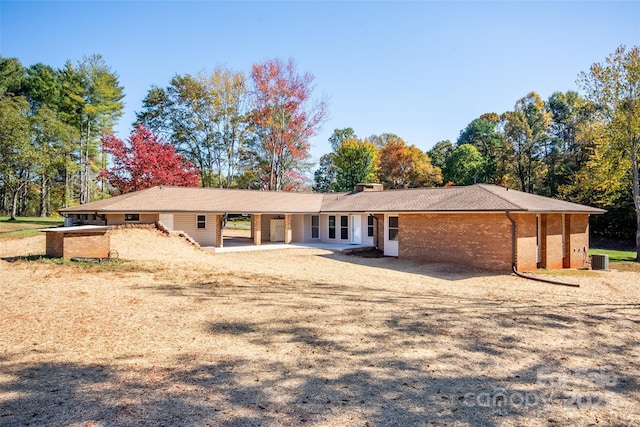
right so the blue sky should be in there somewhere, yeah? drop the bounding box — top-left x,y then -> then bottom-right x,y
1,1 -> 638,164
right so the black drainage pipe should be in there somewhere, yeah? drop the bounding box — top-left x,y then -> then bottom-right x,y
512,265 -> 580,288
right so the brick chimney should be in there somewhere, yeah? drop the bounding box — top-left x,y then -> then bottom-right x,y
355,183 -> 383,192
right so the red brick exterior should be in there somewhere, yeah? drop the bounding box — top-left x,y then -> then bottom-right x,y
45,231 -> 111,258
565,214 -> 589,268
397,212 -> 591,272
513,213 -> 537,271
399,213 -> 513,271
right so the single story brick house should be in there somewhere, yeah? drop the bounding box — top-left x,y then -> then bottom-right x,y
59,184 -> 604,272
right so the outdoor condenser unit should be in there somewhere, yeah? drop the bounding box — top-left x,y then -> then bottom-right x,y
591,254 -> 609,271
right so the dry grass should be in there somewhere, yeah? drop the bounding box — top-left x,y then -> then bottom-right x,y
1,229 -> 639,426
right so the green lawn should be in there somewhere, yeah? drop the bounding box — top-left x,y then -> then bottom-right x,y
0,216 -> 64,239
589,247 -> 637,262
225,219 -> 251,230
590,247 -> 639,272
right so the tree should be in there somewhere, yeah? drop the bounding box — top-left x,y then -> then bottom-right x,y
377,136 -> 441,188
0,56 -> 24,97
501,92 -> 552,193
578,45 -> 640,259
0,96 -> 36,219
100,125 -> 200,194
313,153 -> 337,192
328,127 -> 356,151
332,137 -> 378,191
545,91 -> 592,196
60,54 -> 124,204
443,144 -> 484,185
427,140 -> 454,170
250,58 -> 327,191
137,68 -> 251,188
31,106 -> 76,216
457,116 -> 509,184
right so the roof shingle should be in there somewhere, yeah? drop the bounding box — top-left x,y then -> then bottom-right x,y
59,184 -> 605,215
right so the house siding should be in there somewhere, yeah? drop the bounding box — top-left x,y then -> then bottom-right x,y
173,213 -> 217,246
291,214 -> 305,243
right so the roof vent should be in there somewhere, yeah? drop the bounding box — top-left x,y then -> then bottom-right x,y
355,183 -> 383,192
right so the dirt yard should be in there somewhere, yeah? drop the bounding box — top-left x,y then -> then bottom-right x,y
1,229 -> 639,426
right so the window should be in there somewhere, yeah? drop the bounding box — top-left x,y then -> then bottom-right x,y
388,216 -> 399,241
367,215 -> 374,237
125,213 -> 139,222
328,216 -> 336,239
340,215 -> 349,240
92,214 -> 97,221
197,215 -> 207,229
311,215 -> 319,239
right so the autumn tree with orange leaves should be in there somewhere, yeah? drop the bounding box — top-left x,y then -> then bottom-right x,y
376,135 -> 442,188
250,58 -> 327,191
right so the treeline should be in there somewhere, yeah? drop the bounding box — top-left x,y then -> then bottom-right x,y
315,46 -> 639,246
0,56 -> 326,218
0,54 -> 124,218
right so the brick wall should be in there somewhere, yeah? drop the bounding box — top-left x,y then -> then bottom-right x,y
399,213 -> 513,271
62,233 -> 111,258
45,232 -> 64,258
46,231 -> 111,258
566,214 -> 589,268
543,214 -> 564,269
512,213 -> 537,272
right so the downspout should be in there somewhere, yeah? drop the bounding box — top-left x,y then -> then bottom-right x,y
505,211 -> 517,271
505,211 -> 579,288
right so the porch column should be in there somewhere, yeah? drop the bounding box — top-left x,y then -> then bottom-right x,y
253,214 -> 262,246
216,214 -> 223,248
284,214 -> 292,244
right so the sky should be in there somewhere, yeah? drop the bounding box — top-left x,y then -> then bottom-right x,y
1,0 -> 639,165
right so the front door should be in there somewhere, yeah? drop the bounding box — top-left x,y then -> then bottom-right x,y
351,215 -> 362,244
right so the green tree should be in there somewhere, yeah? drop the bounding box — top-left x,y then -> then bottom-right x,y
501,92 -> 552,193
332,137 -> 378,192
313,153 -> 337,192
328,127 -> 356,151
545,91 -> 592,196
0,96 -> 36,219
427,140 -> 454,170
457,117 -> 509,184
578,45 -> 640,259
443,144 -> 484,185
0,56 -> 24,97
60,54 -> 124,204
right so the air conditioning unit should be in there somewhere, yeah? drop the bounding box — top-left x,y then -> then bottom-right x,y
591,254 -> 609,270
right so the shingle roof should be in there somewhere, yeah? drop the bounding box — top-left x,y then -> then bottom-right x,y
59,186 -> 325,214
59,184 -> 605,215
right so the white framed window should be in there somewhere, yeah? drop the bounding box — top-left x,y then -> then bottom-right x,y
196,214 -> 207,229
367,215 -> 374,237
388,216 -> 399,241
340,215 -> 349,240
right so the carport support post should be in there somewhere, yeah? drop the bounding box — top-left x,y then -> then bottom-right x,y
284,214 -> 292,244
252,214 -> 262,246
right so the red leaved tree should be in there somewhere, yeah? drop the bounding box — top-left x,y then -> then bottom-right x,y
250,58 -> 327,191
100,124 -> 200,194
